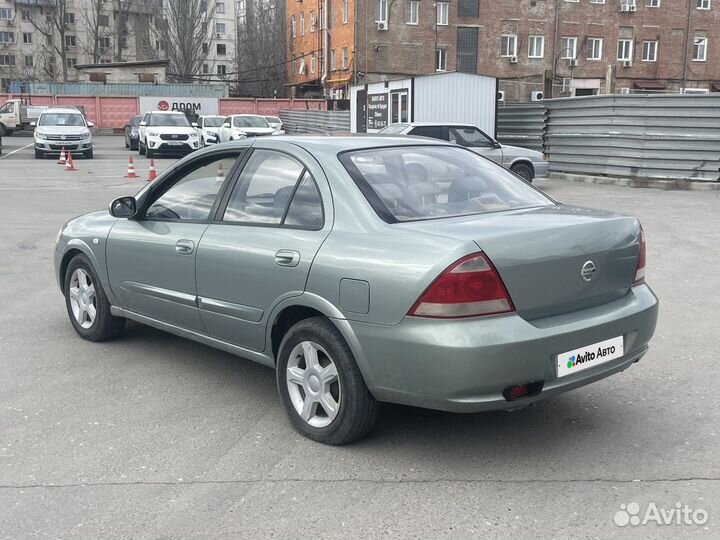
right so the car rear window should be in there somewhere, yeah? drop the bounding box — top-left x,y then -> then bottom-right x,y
150,114 -> 190,127
339,146 -> 552,222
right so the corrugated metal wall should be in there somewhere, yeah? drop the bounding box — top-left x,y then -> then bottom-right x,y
496,103 -> 546,152
28,82 -> 228,97
545,94 -> 720,182
278,110 -> 351,134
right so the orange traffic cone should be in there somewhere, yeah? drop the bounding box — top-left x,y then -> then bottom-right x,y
57,147 -> 67,165
65,152 -> 78,172
215,163 -> 225,183
125,156 -> 139,179
147,159 -> 157,182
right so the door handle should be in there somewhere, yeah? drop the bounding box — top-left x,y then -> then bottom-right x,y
175,239 -> 195,255
274,250 -> 300,267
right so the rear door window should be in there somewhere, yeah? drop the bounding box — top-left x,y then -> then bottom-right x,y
407,126 -> 444,141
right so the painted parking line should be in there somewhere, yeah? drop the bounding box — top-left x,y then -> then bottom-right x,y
0,143 -> 33,160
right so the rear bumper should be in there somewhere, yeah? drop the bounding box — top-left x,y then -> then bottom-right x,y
348,284 -> 658,413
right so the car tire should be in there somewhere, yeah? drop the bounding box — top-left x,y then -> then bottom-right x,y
63,254 -> 125,342
146,148 -> 154,159
34,148 -> 43,159
200,137 -> 205,147
276,317 -> 379,445
511,162 -> 534,183
84,148 -> 94,159
139,140 -> 146,155
124,138 -> 129,149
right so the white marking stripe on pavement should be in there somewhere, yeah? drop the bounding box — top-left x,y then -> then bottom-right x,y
0,143 -> 33,160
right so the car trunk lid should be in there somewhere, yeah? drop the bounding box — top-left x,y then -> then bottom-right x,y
402,204 -> 641,320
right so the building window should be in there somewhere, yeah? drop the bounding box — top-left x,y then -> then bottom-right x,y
217,43 -> 226,55
98,14 -> 109,26
642,40 -> 657,62
66,58 -> 77,68
291,56 -> 296,76
342,47 -> 348,68
501,34 -> 517,57
528,35 -> 544,58
331,49 -> 337,70
216,22 -> 226,33
217,64 -> 227,75
560,36 -> 577,59
291,15 -> 296,38
457,26 -> 478,73
21,9 -> 31,21
24,55 -> 33,67
697,0 -> 710,9
319,6 -> 323,29
436,48 -> 448,71
310,12 -> 316,32
99,37 -> 111,49
65,35 -> 77,47
587,37 -> 603,60
617,39 -> 634,61
0,55 -> 16,66
310,53 -> 316,73
342,0 -> 349,24
216,2 -> 225,13
693,36 -> 707,61
202,64 -> 209,74
376,0 -> 388,23
0,8 -> 12,20
64,12 -> 75,24
0,32 -> 14,44
646,0 -> 660,7
458,0 -> 479,18
407,0 -> 419,24
620,0 -> 637,7
590,0 -> 605,3
202,43 -> 209,54
300,12 -> 305,35
437,2 -> 449,25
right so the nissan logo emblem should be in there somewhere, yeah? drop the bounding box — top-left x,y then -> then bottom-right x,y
581,260 -> 597,282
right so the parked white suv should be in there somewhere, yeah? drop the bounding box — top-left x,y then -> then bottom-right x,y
218,114 -> 275,142
33,108 -> 94,159
196,115 -> 225,146
138,111 -> 200,158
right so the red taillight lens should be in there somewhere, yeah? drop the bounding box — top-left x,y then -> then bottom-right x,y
633,227 -> 646,284
408,253 -> 515,318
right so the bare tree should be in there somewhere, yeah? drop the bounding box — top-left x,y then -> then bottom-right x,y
113,0 -> 135,62
80,0 -> 114,63
235,0 -> 287,97
28,0 -> 70,81
147,0 -> 216,82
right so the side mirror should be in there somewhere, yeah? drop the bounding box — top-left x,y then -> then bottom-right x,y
222,123 -> 230,128
191,122 -> 198,128
30,121 -> 36,128
109,196 -> 137,218
139,121 -> 147,127
87,121 -> 95,128
493,141 -> 502,149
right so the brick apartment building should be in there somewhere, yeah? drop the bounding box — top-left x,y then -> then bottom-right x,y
286,0 -> 355,97
289,0 -> 720,100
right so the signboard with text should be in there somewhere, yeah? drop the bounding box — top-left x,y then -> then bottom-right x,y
138,97 -> 219,116
366,93 -> 388,130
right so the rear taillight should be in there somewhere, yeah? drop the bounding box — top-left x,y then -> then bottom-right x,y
633,227 -> 646,284
408,253 -> 515,318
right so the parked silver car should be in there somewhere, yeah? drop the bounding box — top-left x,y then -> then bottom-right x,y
380,122 -> 548,182
33,107 -> 94,159
54,137 -> 657,444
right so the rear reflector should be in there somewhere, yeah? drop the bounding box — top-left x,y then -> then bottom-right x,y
633,226 -> 646,284
408,252 -> 515,318
503,381 -> 544,401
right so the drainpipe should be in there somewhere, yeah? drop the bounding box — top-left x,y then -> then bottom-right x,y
322,0 -> 329,93
681,0 -> 693,90
550,0 -> 560,97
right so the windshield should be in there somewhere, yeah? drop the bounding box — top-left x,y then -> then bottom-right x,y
130,116 -> 142,127
378,124 -> 409,135
39,113 -> 86,127
150,114 -> 190,127
203,117 -> 225,127
234,116 -> 269,128
264,116 -> 281,124
339,146 -> 552,222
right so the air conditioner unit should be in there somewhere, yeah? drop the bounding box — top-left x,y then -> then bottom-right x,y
531,90 -> 544,101
216,33 -> 223,38
569,59 -> 578,67
620,4 -> 630,12
619,87 -> 631,95
497,90 -> 505,102
376,20 -> 388,31
622,60 -> 632,68
509,55 -> 518,64
629,4 -> 637,11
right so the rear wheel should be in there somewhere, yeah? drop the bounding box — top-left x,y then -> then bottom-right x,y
276,317 -> 379,445
511,162 -> 534,183
139,140 -> 146,155
63,254 -> 125,341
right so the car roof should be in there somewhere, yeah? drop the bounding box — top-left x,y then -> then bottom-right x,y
390,122 -> 477,128
148,110 -> 185,115
231,113 -> 264,117
40,108 -> 84,115
220,135 -> 451,154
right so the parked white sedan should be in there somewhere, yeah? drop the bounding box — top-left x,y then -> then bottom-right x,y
218,114 -> 276,142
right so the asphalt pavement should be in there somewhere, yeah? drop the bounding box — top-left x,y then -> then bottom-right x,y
0,136 -> 718,539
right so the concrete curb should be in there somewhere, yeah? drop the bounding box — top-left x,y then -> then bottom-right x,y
548,172 -> 720,191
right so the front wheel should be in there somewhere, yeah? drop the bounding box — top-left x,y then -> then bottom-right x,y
511,162 -> 534,183
84,148 -> 94,159
34,148 -> 43,159
64,254 -> 125,341
139,140 -> 146,155
146,148 -> 154,158
276,317 -> 379,445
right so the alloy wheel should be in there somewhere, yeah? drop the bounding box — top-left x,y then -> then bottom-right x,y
286,341 -> 341,428
68,268 -> 97,329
